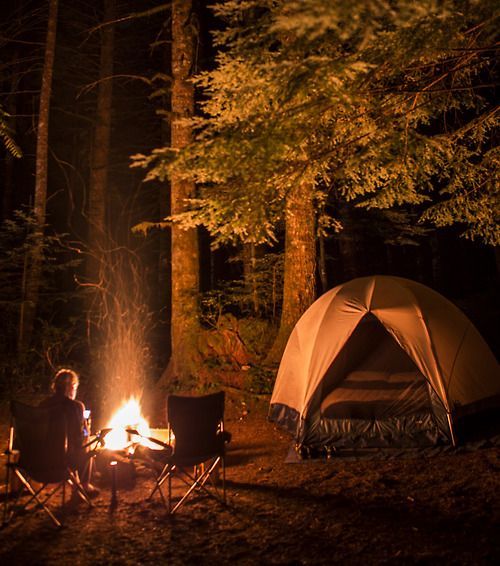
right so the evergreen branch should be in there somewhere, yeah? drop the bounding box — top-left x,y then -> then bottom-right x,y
387,84 -> 498,94
464,15 -> 498,36
446,105 -> 499,141
447,44 -> 500,52
404,46 -> 498,71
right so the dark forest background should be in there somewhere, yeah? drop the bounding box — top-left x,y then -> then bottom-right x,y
0,0 -> 498,413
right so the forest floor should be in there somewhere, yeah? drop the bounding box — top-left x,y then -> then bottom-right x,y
0,389 -> 499,565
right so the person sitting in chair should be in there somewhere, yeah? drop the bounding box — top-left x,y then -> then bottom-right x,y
39,368 -> 99,497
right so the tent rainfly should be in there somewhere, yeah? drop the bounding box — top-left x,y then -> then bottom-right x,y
269,276 -> 500,451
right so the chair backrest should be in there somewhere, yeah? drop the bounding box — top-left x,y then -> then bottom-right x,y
10,401 -> 69,484
167,392 -> 225,462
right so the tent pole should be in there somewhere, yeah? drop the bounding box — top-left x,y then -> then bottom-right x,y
447,412 -> 457,447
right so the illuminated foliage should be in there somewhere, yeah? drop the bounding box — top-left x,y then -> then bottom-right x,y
133,0 -> 499,245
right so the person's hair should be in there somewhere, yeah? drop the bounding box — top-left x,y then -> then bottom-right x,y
52,368 -> 79,394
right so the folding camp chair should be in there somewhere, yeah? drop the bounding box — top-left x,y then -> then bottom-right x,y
148,391 -> 228,514
3,400 -> 93,528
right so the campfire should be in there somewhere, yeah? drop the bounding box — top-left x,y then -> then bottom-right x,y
90,398 -> 171,496
102,397 -> 167,453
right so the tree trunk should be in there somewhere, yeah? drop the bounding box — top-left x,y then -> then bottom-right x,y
86,0 -> 115,286
429,233 -> 443,288
160,0 -> 200,384
266,180 -> 316,364
242,242 -> 260,315
157,46 -> 172,360
337,205 -> 358,281
493,246 -> 500,282
2,55 -> 19,220
18,0 -> 58,353
2,135 -> 15,221
318,233 -> 328,294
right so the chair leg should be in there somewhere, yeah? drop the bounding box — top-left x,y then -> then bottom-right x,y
3,428 -> 15,526
150,457 -> 226,514
168,469 -> 172,514
29,483 -> 61,512
222,456 -> 226,504
149,464 -> 167,498
149,463 -> 174,508
12,470 -> 62,528
3,464 -> 13,526
171,475 -> 201,514
170,458 -> 224,514
68,471 -> 92,507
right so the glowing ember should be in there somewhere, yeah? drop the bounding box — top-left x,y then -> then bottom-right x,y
104,398 -> 161,451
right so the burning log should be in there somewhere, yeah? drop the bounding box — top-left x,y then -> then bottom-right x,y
91,398 -> 171,489
103,399 -> 147,452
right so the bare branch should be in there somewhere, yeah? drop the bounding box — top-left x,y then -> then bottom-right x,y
87,3 -> 171,35
77,74 -> 153,98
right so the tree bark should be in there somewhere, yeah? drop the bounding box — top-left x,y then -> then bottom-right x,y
2,132 -> 15,221
429,233 -> 443,288
266,180 -> 316,364
18,0 -> 58,353
242,242 -> 260,315
2,55 -> 19,220
160,0 -> 200,383
318,233 -> 328,294
337,205 -> 358,281
157,45 -> 172,358
86,0 -> 115,286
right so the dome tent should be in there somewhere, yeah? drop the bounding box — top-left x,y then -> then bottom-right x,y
269,276 -> 500,452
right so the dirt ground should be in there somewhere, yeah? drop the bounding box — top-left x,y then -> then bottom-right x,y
1,391 -> 499,565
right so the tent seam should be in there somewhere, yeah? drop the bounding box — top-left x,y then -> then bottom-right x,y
446,322 -> 471,397
411,293 -> 450,413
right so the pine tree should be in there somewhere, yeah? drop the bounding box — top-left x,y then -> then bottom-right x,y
134,0 -> 499,362
160,0 -> 202,384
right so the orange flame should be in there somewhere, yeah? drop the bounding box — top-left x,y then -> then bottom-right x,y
104,397 -> 161,451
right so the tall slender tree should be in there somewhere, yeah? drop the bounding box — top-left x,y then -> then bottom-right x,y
18,0 -> 58,353
161,0 -> 201,383
86,0 -> 115,287
1,89 -> 22,220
